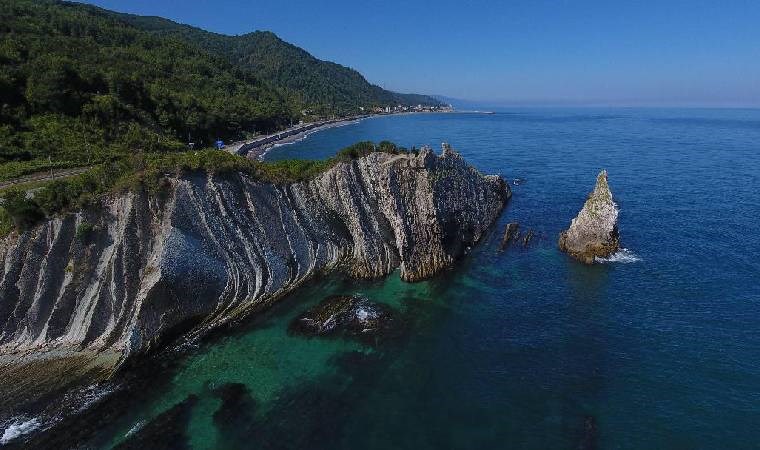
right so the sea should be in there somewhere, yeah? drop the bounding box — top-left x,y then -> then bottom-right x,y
5,108 -> 760,449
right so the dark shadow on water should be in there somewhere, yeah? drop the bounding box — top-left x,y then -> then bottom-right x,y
209,350 -> 397,450
13,264 -> 456,448
211,382 -> 258,449
561,259 -> 613,448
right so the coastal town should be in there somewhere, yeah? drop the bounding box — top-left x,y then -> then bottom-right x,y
365,103 -> 454,114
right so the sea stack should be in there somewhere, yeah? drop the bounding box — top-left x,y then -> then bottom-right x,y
558,170 -> 620,263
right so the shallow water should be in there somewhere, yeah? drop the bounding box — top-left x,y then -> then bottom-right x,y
9,108 -> 760,449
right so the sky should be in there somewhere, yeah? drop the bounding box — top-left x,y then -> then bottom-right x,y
82,0 -> 760,107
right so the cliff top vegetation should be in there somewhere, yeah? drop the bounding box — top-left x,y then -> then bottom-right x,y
0,140 -> 410,236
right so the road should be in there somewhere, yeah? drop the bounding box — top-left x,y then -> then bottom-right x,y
0,167 -> 90,190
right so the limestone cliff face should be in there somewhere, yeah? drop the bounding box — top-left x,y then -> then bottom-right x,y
558,170 -> 620,263
0,148 -> 507,362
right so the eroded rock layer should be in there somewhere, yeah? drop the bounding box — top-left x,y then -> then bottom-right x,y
0,148 -> 507,362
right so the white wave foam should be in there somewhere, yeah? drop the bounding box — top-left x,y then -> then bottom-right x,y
595,248 -> 641,264
0,383 -> 117,445
125,420 -> 145,438
1,418 -> 40,444
61,383 -> 117,416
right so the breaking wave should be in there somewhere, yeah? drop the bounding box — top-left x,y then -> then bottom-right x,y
595,248 -> 641,264
0,383 -> 118,445
1,418 -> 40,445
125,420 -> 145,438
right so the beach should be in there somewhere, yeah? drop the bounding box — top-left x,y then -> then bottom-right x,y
227,111 -> 453,160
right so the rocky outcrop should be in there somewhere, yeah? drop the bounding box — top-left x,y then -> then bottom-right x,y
558,170 -> 619,263
0,147 -> 507,363
499,222 -> 519,250
289,295 -> 393,337
498,222 -> 538,251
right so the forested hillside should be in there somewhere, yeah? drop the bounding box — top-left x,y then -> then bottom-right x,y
0,0 -> 297,168
85,5 -> 441,114
0,0 -> 438,174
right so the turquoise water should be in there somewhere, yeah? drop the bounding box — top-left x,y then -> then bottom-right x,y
28,109 -> 760,448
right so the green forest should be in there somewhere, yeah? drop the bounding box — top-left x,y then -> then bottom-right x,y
0,0 -> 439,173
0,0 -> 439,235
107,13 -> 440,114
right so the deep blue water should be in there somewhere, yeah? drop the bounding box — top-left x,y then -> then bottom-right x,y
266,109 -> 760,448
23,109 -> 760,449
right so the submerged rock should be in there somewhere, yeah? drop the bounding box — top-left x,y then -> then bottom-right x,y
578,415 -> 599,450
558,170 -> 620,263
114,395 -> 197,450
289,295 -> 393,337
211,382 -> 256,443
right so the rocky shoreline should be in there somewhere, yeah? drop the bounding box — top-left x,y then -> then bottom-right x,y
0,146 -> 508,369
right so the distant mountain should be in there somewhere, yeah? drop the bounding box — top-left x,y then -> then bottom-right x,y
432,95 -> 490,110
76,5 -> 442,115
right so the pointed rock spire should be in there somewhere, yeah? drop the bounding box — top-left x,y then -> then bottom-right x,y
558,170 -> 620,263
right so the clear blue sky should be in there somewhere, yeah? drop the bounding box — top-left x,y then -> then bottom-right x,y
82,0 -> 760,107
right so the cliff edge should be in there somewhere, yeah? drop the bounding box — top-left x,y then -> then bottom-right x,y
558,170 -> 620,263
0,147 -> 508,364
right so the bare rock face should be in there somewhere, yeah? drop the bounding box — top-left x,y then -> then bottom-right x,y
0,147 -> 508,364
558,170 -> 620,263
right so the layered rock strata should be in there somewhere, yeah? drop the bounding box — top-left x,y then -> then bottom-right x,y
0,147 -> 507,362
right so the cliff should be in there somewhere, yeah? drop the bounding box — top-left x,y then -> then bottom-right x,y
0,148 -> 507,364
558,170 -> 620,263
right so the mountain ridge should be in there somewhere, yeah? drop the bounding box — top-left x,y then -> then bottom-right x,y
63,1 -> 442,114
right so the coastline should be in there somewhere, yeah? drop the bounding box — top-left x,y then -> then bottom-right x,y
254,117 -> 362,160
228,111 -> 453,161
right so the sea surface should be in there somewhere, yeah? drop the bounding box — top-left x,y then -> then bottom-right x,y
7,109 -> 760,449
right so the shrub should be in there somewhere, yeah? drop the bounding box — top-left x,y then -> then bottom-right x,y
0,207 -> 13,237
335,141 -> 376,161
75,222 -> 94,239
1,189 -> 45,229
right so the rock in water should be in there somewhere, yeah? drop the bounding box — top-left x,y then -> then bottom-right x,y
289,295 -> 393,337
558,170 -> 620,263
522,229 -> 535,247
499,222 -> 520,250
